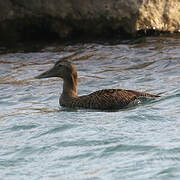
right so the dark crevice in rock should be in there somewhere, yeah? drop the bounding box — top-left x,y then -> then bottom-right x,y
137,29 -> 172,37
0,17 -> 59,42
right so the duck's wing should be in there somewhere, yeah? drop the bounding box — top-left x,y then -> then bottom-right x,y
74,89 -> 159,110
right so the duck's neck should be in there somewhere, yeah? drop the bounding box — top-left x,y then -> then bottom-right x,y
62,74 -> 77,98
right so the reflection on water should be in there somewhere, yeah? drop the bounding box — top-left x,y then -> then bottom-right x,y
0,36 -> 180,179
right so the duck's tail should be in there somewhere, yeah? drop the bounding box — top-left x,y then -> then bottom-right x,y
126,90 -> 161,98
139,92 -> 160,98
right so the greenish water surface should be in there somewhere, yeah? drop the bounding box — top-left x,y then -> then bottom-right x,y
0,37 -> 180,180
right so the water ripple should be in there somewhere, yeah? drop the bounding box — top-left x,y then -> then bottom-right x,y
34,124 -> 76,138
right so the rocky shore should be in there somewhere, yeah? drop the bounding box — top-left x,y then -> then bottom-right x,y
0,0 -> 179,42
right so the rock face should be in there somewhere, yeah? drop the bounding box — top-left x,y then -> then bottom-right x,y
0,0 -> 179,42
136,0 -> 180,33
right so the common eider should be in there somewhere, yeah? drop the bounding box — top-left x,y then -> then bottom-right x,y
36,59 -> 159,110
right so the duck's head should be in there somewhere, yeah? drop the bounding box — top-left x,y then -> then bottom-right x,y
36,59 -> 77,80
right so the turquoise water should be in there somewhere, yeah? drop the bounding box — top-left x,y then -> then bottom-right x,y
0,37 -> 180,179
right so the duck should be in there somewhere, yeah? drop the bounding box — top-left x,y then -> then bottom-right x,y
36,59 -> 160,110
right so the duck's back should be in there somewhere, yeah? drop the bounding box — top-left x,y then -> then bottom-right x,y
64,89 -> 159,110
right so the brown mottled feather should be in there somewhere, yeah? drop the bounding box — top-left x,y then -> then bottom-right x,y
62,89 -> 159,110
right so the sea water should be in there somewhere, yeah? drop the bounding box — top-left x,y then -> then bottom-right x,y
0,36 -> 180,180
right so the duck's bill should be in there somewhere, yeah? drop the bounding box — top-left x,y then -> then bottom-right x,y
35,67 -> 56,79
